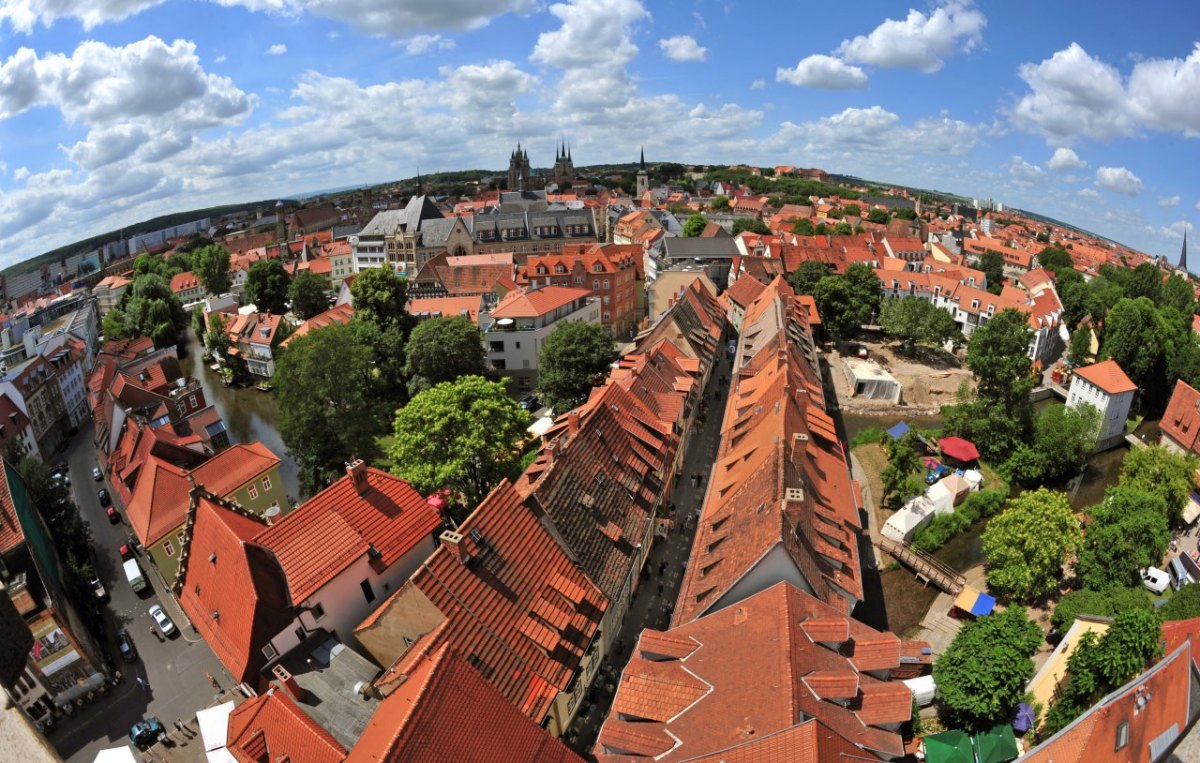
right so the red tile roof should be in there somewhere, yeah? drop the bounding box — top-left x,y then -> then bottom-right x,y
356,480 -> 606,725
346,644 -> 583,763
490,285 -> 591,319
170,271 -> 202,295
177,495 -> 293,684
725,274 -> 767,309
190,441 -> 280,497
0,461 -> 25,556
1073,358 -> 1137,395
228,687 -> 346,763
407,296 -> 482,324
256,466 -> 439,602
594,582 -> 916,762
1162,380 -> 1200,455
283,303 -> 355,347
125,456 -> 192,546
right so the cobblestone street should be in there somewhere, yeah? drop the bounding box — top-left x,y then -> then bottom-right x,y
564,345 -> 732,757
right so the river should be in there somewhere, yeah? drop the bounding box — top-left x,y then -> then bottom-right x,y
180,332 -> 303,502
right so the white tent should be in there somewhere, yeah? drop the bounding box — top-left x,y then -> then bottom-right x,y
927,481 -> 956,515
961,469 -> 984,490
197,701 -> 237,763
882,497 -> 937,542
904,674 -> 937,706
93,748 -> 138,763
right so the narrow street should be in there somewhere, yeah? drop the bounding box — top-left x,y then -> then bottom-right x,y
565,346 -> 732,755
48,424 -> 233,763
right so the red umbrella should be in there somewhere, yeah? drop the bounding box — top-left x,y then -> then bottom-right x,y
938,436 -> 980,462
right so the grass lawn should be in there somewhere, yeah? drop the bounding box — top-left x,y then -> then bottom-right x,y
853,442 -> 888,513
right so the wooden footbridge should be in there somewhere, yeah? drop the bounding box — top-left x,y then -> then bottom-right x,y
878,537 -> 965,595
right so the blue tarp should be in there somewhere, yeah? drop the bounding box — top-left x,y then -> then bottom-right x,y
1012,703 -> 1036,734
887,421 -> 910,439
971,591 -> 997,616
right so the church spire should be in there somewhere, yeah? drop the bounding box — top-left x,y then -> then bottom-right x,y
567,142 -> 571,161
639,146 -> 646,171
416,167 -> 422,194
1182,227 -> 1189,272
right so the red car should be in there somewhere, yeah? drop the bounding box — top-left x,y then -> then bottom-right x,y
119,544 -> 134,560
106,506 -> 119,524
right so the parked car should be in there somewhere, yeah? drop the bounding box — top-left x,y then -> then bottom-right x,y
519,393 -> 541,411
1141,566 -> 1170,594
106,506 -> 119,524
129,718 -> 165,748
97,488 -> 111,507
925,464 -> 952,484
51,470 -> 70,486
116,629 -> 136,662
119,544 -> 135,560
149,604 -> 176,636
92,466 -> 103,481
91,578 -> 106,601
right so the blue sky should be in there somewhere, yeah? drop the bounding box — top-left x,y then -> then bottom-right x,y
0,0 -> 1197,268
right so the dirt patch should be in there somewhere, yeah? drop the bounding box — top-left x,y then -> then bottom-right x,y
829,339 -> 973,415
854,443 -> 888,513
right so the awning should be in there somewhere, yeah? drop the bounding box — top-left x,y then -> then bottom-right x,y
974,724 -> 1019,763
887,421 -> 910,439
939,436 -> 980,462
923,730 -> 974,763
953,585 -> 996,617
93,748 -> 138,763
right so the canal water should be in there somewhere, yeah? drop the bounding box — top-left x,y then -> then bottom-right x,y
181,332 -> 303,502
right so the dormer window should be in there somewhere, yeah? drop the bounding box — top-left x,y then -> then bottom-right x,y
536,265 -> 547,275
593,262 -> 604,272
555,264 -> 566,274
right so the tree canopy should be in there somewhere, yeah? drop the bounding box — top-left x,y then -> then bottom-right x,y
731,217 -> 770,235
1162,582 -> 1200,621
103,274 -> 188,348
978,251 -> 1005,295
881,430 -> 925,509
1035,246 -> 1072,274
866,208 -> 889,224
879,297 -> 960,350
1002,402 -> 1100,485
682,213 -> 707,237
404,316 -> 487,396
537,321 -> 614,412
190,243 -> 231,295
275,322 -> 389,494
709,195 -> 730,211
933,606 -> 1043,730
351,266 -> 415,334
982,488 -> 1081,601
792,218 -> 815,236
388,375 -> 530,513
1075,487 -> 1170,590
788,261 -> 832,296
246,259 -> 291,314
290,270 -> 330,320
1051,586 -> 1151,633
132,253 -> 182,280
811,263 -> 880,339
1119,444 -> 1195,525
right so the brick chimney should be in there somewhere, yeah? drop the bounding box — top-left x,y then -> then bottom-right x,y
272,666 -> 306,701
567,410 -> 581,437
346,459 -> 369,496
439,530 -> 470,564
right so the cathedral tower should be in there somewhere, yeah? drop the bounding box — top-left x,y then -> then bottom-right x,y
635,146 -> 649,198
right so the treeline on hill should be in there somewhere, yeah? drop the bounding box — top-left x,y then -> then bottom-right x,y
2,200 -> 278,279
704,167 -> 859,202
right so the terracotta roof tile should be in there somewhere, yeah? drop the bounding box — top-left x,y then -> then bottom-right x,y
283,303 -> 355,347
490,285 -> 592,318
0,462 -> 25,556
803,670 -> 859,700
227,687 -> 346,763
849,634 -> 901,672
1072,358 -> 1137,395
347,644 -> 583,763
855,682 -> 912,726
190,442 -> 280,499
801,617 -> 850,644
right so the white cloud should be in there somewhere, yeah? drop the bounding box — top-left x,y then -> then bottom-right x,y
213,0 -> 536,36
531,0 -> 648,69
1007,156 -> 1044,184
404,34 -> 455,55
266,43 -> 287,56
1158,195 -> 1181,209
659,35 -> 707,63
766,106 -> 982,160
1013,42 -> 1200,142
1077,187 -> 1101,200
750,78 -> 765,90
835,1 -> 986,73
214,54 -> 227,63
776,54 -> 867,89
0,0 -> 164,33
1047,147 -> 1086,171
1159,221 -> 1192,240
1095,166 -> 1143,196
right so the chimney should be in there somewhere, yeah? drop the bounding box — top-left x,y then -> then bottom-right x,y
567,410 -> 581,437
346,459 -> 369,496
272,666 -> 306,701
439,530 -> 470,565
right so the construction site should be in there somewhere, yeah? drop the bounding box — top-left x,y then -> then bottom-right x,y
828,338 -> 972,415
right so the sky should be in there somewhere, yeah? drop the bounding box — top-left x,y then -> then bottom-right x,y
0,0 -> 1197,269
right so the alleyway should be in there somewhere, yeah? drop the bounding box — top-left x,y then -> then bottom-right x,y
565,345 -> 732,757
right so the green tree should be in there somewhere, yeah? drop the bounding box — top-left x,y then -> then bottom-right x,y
789,261 -> 832,296
842,203 -> 861,217
879,297 -> 959,350
1160,274 -> 1195,316
731,218 -> 770,235
881,430 -> 924,508
1126,262 -> 1164,302
275,322 -> 389,493
1036,246 -> 1072,274
246,259 -> 291,314
683,213 -> 707,237
404,316 -> 487,396
1162,583 -> 1200,620
1066,326 -> 1091,365
978,251 -> 1005,294
709,195 -> 730,211
967,308 -> 1033,405
190,243 -> 231,295
933,606 -> 1043,730
1076,487 -> 1170,590
814,222 -> 828,235
389,375 -> 530,512
1003,402 -> 1100,485
831,221 -> 853,236
1100,297 -> 1166,404
105,274 -> 188,348
290,270 -> 330,320
1119,445 -> 1195,524
792,218 -> 815,236
1051,587 -> 1152,632
866,208 -> 890,224
982,488 -> 1081,601
537,321 -> 615,412
190,304 -> 207,338
350,266 -> 415,334
132,253 -> 182,280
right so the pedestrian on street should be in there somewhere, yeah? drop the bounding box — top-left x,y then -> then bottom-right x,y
136,676 -> 146,692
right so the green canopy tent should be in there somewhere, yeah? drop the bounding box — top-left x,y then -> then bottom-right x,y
923,730 -> 974,763
973,725 -> 1019,763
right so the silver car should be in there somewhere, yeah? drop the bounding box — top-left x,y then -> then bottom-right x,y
148,604 -> 176,636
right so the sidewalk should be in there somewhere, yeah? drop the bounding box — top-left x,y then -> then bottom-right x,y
564,348 -> 732,755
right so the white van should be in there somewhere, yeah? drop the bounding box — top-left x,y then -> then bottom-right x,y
123,559 -> 147,593
1169,555 -> 1193,591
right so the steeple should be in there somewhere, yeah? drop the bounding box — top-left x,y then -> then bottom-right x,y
639,146 -> 646,171
567,143 -> 572,161
1182,228 -> 1189,272
415,168 -> 422,194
